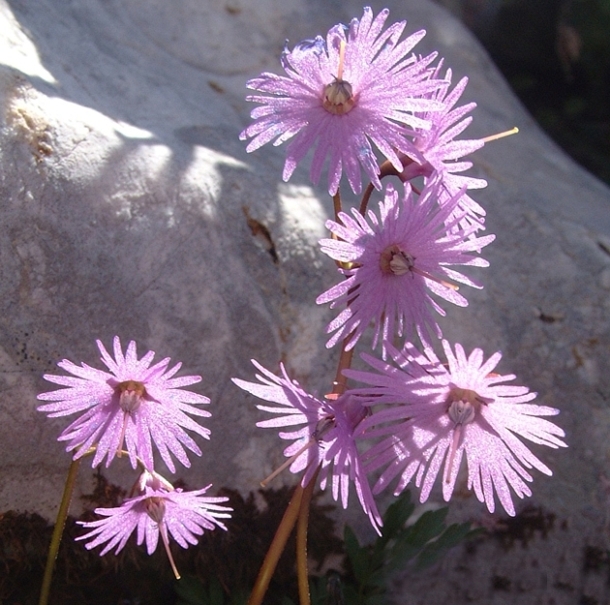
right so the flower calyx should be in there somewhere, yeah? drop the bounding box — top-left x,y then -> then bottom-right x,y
145,496 -> 166,524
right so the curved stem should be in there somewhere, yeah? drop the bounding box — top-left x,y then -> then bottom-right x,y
39,457 -> 82,605
358,160 -> 402,215
248,484 -> 305,605
296,468 -> 320,605
358,182 -> 376,216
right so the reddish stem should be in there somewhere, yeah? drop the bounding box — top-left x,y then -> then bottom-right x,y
358,160 -> 403,215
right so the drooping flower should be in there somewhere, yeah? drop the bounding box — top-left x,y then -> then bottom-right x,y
316,180 -> 495,355
232,361 -> 382,532
346,341 -> 567,516
78,470 -> 232,578
399,65 -> 487,232
240,7 -> 445,195
37,337 -> 211,472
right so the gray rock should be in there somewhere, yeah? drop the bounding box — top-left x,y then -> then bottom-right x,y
0,0 -> 609,603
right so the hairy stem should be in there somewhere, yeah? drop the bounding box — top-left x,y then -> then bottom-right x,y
39,457 -> 82,605
296,469 -> 320,605
332,191 -> 342,221
330,337 -> 355,397
248,483 -> 305,605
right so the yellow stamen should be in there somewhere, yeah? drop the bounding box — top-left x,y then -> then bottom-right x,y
337,39 -> 346,81
481,127 -> 519,144
260,437 -> 317,487
322,40 -> 355,115
411,266 -> 460,291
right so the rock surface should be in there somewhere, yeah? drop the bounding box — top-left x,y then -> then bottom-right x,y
1,0 -> 609,603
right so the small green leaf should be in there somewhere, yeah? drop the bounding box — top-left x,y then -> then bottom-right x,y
344,525 -> 369,580
416,522 -> 480,569
378,491 -> 414,546
403,508 -> 448,546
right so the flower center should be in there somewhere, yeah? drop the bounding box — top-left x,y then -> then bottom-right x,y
144,496 -> 166,524
117,380 -> 147,413
380,244 -> 414,275
446,387 -> 483,426
322,39 -> 355,116
323,79 -> 355,115
443,387 -> 488,485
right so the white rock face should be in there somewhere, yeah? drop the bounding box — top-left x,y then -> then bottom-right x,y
1,0 -> 610,602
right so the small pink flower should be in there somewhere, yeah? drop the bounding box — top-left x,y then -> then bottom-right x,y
240,7 -> 444,195
232,361 -> 382,532
346,341 -> 567,516
316,180 -> 494,354
78,470 -> 231,578
37,337 -> 211,472
400,65 -> 488,232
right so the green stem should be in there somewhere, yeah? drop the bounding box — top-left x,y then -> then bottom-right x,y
39,457 -> 82,605
296,469 -> 319,605
248,483 -> 305,605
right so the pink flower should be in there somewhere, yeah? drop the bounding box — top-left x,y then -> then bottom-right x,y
240,7 -> 444,195
78,470 -> 231,578
400,66 -> 488,233
37,337 -> 211,472
346,341 -> 567,516
316,180 -> 494,354
232,361 -> 382,532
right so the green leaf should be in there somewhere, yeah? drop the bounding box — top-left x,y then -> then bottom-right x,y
344,525 -> 369,580
403,508 -> 448,546
378,491 -> 414,546
386,508 -> 448,570
416,522 -> 472,569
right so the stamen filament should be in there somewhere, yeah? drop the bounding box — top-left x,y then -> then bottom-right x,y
116,411 -> 129,458
444,423 -> 463,484
260,437 -> 317,487
411,266 -> 459,290
482,127 -> 519,144
160,525 -> 181,579
337,39 -> 346,81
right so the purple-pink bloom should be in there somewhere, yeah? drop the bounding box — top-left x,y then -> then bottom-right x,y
399,66 -> 487,232
37,337 -> 211,473
232,361 -> 382,532
316,180 -> 494,354
240,7 -> 444,195
78,470 -> 231,578
346,341 -> 567,516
